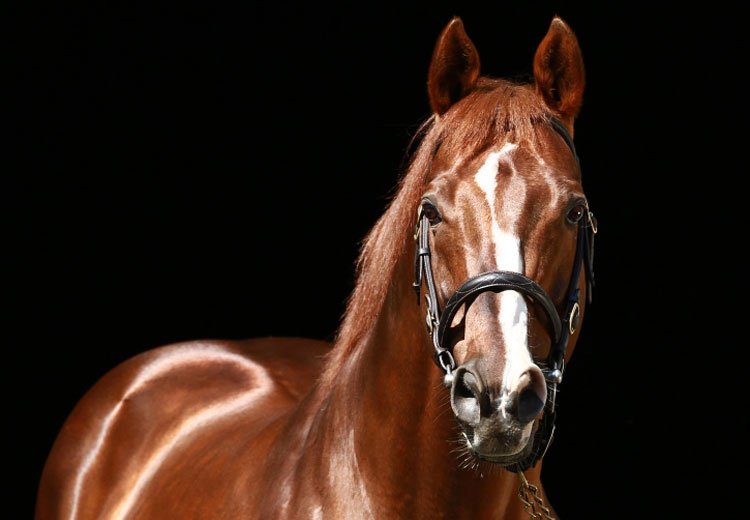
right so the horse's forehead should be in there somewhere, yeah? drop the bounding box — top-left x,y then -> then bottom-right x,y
432,137 -> 548,192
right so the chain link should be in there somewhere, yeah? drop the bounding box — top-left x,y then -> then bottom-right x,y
518,472 -> 556,520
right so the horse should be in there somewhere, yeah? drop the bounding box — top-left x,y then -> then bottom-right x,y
36,15 -> 596,519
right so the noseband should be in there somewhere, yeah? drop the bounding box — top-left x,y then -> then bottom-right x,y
413,117 -> 597,472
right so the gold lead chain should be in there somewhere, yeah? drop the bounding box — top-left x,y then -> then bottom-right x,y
518,472 -> 556,520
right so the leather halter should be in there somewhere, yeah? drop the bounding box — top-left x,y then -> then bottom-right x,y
413,116 -> 597,472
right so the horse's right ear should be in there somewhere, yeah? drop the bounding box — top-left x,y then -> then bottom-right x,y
427,17 -> 481,116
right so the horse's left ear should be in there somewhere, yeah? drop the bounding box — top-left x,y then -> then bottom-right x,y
533,17 -> 585,124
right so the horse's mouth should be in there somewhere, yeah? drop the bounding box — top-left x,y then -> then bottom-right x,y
472,447 -> 531,466
460,420 -> 537,467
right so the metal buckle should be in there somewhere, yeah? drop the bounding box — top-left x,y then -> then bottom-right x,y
568,302 -> 580,335
424,295 -> 435,332
544,358 -> 564,385
414,207 -> 424,240
437,350 -> 455,374
587,210 -> 598,234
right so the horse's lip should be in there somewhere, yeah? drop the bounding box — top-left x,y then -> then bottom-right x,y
472,450 -> 528,466
470,438 -> 530,465
461,421 -> 537,467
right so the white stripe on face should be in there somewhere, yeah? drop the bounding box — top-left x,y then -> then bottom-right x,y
473,143 -> 534,414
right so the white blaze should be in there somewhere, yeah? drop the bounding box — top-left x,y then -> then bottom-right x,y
474,144 -> 534,415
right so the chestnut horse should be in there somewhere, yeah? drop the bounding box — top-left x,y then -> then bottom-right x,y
36,15 -> 596,519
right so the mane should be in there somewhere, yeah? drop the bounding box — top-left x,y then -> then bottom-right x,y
320,78 -> 552,387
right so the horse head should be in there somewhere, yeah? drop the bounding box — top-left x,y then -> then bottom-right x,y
414,16 -> 594,471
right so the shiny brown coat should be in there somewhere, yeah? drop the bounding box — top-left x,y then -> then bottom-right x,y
37,15 -> 589,519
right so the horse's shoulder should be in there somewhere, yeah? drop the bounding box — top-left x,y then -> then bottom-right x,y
86,336 -> 331,402
36,337 -> 332,519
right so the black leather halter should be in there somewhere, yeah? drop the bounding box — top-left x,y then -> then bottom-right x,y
413,116 -> 597,472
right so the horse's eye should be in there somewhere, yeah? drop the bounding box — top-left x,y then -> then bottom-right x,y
422,200 -> 442,225
566,203 -> 586,224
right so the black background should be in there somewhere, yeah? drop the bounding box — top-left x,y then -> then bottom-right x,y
10,2 -> 743,518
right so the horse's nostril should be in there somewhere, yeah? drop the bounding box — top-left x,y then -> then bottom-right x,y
456,370 -> 478,399
451,369 -> 481,426
508,367 -> 547,425
516,387 -> 545,425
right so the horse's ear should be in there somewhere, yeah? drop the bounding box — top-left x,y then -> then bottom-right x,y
533,17 -> 585,123
427,17 -> 481,116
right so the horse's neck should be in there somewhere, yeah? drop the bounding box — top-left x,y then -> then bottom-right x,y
304,248 -> 544,518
